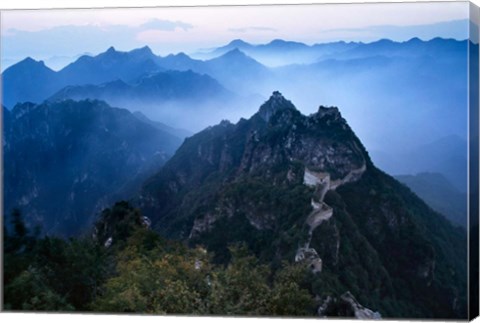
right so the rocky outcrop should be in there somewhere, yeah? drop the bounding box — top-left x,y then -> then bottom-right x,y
104,237 -> 113,248
318,291 -> 382,319
257,90 -> 296,122
141,216 -> 152,228
295,247 -> 323,273
340,292 -> 382,319
189,213 -> 218,238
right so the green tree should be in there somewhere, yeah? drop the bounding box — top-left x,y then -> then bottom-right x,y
4,267 -> 74,311
93,228 -> 211,314
207,244 -> 271,315
268,262 -> 316,316
4,209 -> 37,289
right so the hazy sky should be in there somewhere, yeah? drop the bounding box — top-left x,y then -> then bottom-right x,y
0,2 -> 470,69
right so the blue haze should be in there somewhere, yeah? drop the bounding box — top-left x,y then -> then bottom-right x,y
1,36 -> 470,192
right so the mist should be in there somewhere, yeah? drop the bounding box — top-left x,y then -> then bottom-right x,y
2,37 -> 470,191
2,36 -> 472,236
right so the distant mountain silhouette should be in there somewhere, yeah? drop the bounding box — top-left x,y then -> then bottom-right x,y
326,37 -> 467,60
208,39 -> 254,55
2,46 -> 270,109
156,52 -> 205,71
49,70 -> 232,106
195,37 -> 467,69
58,46 -> 162,85
132,111 -> 192,139
209,39 -> 309,57
2,47 -> 162,108
156,48 -> 272,93
395,172 -> 467,228
372,135 -> 468,193
46,68 -> 245,132
2,58 -> 59,108
194,39 -> 358,66
2,39 -> 469,174
202,49 -> 272,93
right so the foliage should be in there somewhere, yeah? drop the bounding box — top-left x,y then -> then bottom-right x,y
4,204 -> 315,316
4,268 -> 74,311
93,236 -> 315,316
3,173 -> 469,318
334,167 -> 468,318
4,209 -> 110,311
190,175 -> 313,264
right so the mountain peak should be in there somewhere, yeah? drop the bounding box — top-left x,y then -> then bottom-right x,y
97,46 -> 121,59
173,52 -> 190,59
372,39 -> 394,46
269,39 -> 287,44
22,56 -> 36,63
5,57 -> 52,75
316,105 -> 342,120
257,91 -> 297,121
267,39 -> 307,49
213,48 -> 254,62
407,37 -> 422,43
18,57 -> 46,67
228,39 -> 250,47
224,48 -> 246,57
130,45 -> 154,56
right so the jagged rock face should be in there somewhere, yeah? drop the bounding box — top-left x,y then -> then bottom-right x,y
295,247 -> 323,273
140,91 -> 368,236
138,92 -> 467,319
3,100 -> 182,236
318,291 -> 382,319
239,98 -> 367,181
257,90 -> 296,122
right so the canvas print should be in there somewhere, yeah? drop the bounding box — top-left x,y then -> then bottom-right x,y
1,1 -> 479,320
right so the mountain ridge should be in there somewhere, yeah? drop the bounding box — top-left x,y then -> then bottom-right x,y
3,99 -> 183,236
48,69 -> 232,105
3,39 -> 469,188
